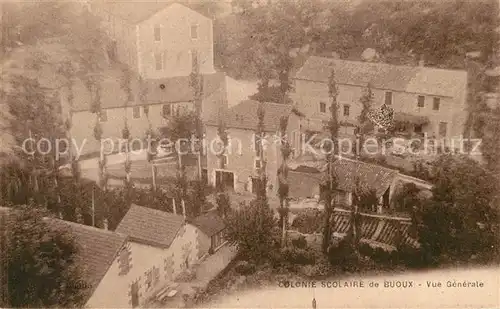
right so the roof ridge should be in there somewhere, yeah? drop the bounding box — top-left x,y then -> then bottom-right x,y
130,204 -> 185,220
48,217 -> 128,239
239,100 -> 293,106
336,156 -> 399,174
308,55 -> 468,74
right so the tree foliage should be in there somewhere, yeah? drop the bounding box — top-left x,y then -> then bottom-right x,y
224,199 -> 279,264
392,183 -> 422,213
418,154 -> 499,262
277,115 -> 291,247
6,205 -> 87,307
215,0 -> 496,107
322,66 -> 340,254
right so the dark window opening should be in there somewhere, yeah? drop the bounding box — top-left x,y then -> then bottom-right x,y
417,95 -> 425,108
433,97 -> 440,110
319,102 -> 326,113
385,92 -> 392,105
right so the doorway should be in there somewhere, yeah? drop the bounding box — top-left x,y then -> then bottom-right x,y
215,171 -> 234,191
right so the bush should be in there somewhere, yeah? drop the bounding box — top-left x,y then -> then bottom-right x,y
397,244 -> 430,268
299,259 -> 331,278
291,235 -> 308,249
328,238 -> 359,271
234,261 -> 257,275
358,243 -> 374,257
225,200 -> 279,264
281,247 -> 315,265
291,209 -> 323,234
370,247 -> 398,266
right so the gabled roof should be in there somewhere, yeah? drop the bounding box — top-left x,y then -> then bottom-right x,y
206,100 -> 301,132
115,205 -> 184,249
190,211 -> 225,237
294,56 -> 467,98
98,1 -> 210,24
69,71 -> 226,112
49,219 -> 128,302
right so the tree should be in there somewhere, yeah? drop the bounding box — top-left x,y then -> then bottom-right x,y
215,191 -> 230,219
357,83 -> 374,157
215,116 -> 230,219
187,180 -> 209,218
3,75 -> 67,211
224,199 -> 279,264
189,50 -> 204,180
418,154 -> 499,262
277,116 -> 292,247
6,205 -> 87,307
349,178 -> 369,253
322,66 -> 340,254
160,111 -> 198,217
255,103 -> 268,202
392,183 -> 421,213
120,65 -> 134,206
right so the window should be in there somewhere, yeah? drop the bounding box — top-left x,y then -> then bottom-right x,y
190,24 -> 198,39
254,158 -> 262,169
143,105 -> 149,116
319,102 -> 326,113
343,104 -> 350,117
133,106 -> 141,119
100,109 -> 108,122
220,154 -> 229,166
154,25 -> 161,41
417,95 -> 425,108
439,122 -> 447,137
162,104 -> 171,117
191,50 -> 198,70
385,91 -> 392,105
154,53 -> 162,70
433,97 -> 440,110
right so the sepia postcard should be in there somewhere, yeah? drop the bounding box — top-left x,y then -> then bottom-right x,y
0,0 -> 499,308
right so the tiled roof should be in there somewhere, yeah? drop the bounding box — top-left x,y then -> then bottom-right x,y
70,71 -> 226,112
289,158 -> 399,197
288,171 -> 322,200
190,211 -> 225,237
332,159 -> 399,197
115,205 -> 184,248
97,1 -> 210,24
142,72 -> 226,104
206,100 -> 296,132
49,219 -> 128,302
394,112 -> 429,125
294,56 -> 467,98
